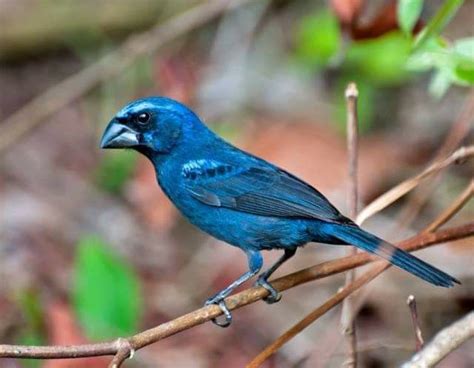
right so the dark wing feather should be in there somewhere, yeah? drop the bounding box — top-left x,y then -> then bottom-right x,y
184,164 -> 347,223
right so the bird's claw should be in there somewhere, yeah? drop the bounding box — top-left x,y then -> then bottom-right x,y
205,298 -> 232,328
255,278 -> 281,304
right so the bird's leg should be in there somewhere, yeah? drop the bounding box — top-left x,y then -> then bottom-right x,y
205,250 -> 262,327
256,248 -> 296,304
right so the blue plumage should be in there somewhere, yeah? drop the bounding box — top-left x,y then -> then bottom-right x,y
100,97 -> 459,327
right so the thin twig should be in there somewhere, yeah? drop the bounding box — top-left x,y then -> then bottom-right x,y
245,222 -> 473,367
0,0 -> 256,154
407,295 -> 424,352
423,179 -> 474,233
108,338 -> 134,368
396,89 -> 474,230
341,82 -> 359,367
356,145 -> 474,225
402,311 -> 474,368
1,223 -> 472,365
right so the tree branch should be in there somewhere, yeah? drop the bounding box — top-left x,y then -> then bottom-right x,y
341,81 -> 359,367
1,222 -> 472,366
407,295 -> 424,352
246,221 -> 473,367
356,145 -> 474,225
402,311 -> 474,368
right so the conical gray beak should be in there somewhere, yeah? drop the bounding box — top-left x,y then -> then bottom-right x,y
100,120 -> 139,149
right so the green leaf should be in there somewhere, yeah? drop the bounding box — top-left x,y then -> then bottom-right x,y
95,150 -> 137,194
405,37 -> 448,71
413,0 -> 464,51
397,0 -> 424,35
294,9 -> 341,68
455,61 -> 474,84
73,235 -> 141,340
429,70 -> 452,98
454,37 -> 474,59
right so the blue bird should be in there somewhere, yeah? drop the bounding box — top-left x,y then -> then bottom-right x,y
100,97 -> 459,327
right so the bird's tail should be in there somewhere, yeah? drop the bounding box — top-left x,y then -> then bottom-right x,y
325,223 -> 460,287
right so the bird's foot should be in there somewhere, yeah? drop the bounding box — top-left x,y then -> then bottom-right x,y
205,296 -> 232,328
255,277 -> 281,304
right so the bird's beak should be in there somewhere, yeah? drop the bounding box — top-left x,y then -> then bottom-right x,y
100,119 -> 139,149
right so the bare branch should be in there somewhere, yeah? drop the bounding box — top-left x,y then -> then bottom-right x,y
247,221 -> 473,367
397,89 -> 474,229
424,179 -> 474,233
356,145 -> 474,225
402,311 -> 474,368
407,295 -> 424,352
1,223 -> 472,366
341,81 -> 359,367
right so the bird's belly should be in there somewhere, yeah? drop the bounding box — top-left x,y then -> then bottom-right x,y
183,205 -> 310,251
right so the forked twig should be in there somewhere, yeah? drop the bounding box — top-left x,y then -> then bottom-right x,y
245,222 -> 473,367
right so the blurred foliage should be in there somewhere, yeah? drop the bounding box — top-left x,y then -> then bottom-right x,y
405,0 -> 472,97
294,9 -> 341,69
397,0 -> 424,35
293,0 -> 472,132
16,291 -> 45,368
73,235 -> 141,340
95,151 -> 137,194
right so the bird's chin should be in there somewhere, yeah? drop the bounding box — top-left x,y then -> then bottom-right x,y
100,122 -> 140,149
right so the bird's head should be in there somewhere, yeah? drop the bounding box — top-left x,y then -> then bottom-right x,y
100,97 -> 205,156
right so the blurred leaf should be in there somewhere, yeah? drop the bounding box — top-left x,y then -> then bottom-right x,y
455,61 -> 474,84
405,37 -> 448,71
413,0 -> 464,51
346,32 -> 412,84
73,235 -> 141,340
294,9 -> 341,68
334,78 -> 375,134
454,37 -> 474,59
397,0 -> 424,35
95,150 -> 137,194
429,70 -> 452,99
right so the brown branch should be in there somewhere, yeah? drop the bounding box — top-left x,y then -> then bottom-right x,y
1,223 -> 471,366
356,145 -> 474,225
109,338 -> 134,368
407,295 -> 424,352
246,223 -> 473,367
341,82 -> 359,367
397,89 -> 474,230
0,0 -> 256,154
402,311 -> 474,368
424,179 -> 474,233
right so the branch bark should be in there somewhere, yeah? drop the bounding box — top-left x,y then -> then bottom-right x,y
1,222 -> 472,366
341,81 -> 359,367
402,311 -> 474,368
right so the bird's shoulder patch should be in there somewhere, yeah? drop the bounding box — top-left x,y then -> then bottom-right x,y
182,159 -> 235,181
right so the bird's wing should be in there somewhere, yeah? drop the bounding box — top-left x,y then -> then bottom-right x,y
182,160 -> 347,223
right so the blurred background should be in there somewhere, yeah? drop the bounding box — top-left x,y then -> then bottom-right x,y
0,0 -> 473,367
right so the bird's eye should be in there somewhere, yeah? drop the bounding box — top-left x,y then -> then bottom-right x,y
137,112 -> 150,124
